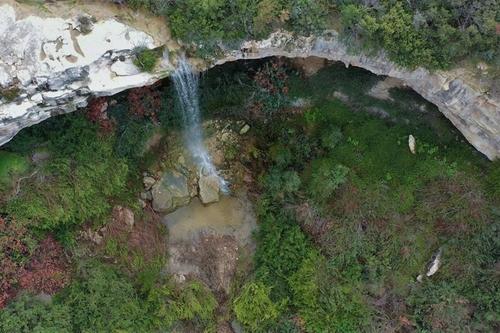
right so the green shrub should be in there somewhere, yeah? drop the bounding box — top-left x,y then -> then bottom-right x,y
320,126 -> 343,151
378,3 -> 434,69
133,48 -> 160,72
147,280 -> 217,331
59,261 -> 146,332
287,0 -> 328,35
0,294 -> 72,333
233,281 -> 281,332
289,251 -> 370,333
261,168 -> 301,201
254,211 -> 312,300
307,159 -> 349,203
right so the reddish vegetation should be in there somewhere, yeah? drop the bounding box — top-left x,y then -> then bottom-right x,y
18,236 -> 70,294
0,217 -> 69,308
0,217 -> 32,308
253,58 -> 289,95
127,84 -> 161,122
86,97 -> 115,132
249,58 -> 289,119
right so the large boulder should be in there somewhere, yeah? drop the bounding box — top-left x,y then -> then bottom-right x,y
198,174 -> 220,204
152,170 -> 190,213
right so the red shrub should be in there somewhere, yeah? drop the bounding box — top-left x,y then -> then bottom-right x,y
0,217 -> 33,308
18,236 -> 70,294
86,97 -> 115,133
0,218 -> 70,308
127,84 -> 161,122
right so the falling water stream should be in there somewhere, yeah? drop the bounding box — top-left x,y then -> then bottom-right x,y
172,57 -> 228,192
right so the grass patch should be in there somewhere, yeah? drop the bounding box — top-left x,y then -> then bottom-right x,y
0,151 -> 29,189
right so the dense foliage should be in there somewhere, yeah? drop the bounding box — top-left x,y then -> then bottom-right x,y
0,261 -> 218,332
3,115 -> 130,240
126,0 -> 498,69
202,59 -> 499,332
0,57 -> 498,331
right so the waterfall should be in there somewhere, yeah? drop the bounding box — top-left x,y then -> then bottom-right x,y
172,57 -> 228,192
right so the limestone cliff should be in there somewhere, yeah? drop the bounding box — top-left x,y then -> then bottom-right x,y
0,4 -> 498,160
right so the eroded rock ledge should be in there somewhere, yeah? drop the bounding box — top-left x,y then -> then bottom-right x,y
0,4 -> 498,160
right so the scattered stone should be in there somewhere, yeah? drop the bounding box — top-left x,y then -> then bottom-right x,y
366,106 -> 390,119
332,91 -> 349,103
221,132 -> 231,142
31,151 -> 50,164
416,249 -> 442,282
408,135 -> 416,154
143,176 -> 156,190
476,62 -> 488,72
138,199 -> 146,208
140,191 -> 152,201
239,124 -> 250,135
151,170 -> 190,213
290,97 -> 312,108
231,320 -> 244,333
83,228 -> 103,245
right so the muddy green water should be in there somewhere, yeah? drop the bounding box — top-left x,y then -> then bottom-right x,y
163,195 -> 256,245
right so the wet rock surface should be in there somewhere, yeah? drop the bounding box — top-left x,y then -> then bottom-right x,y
151,170 -> 190,213
198,173 -> 220,204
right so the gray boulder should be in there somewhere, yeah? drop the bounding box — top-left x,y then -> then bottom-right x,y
152,170 -> 190,213
198,174 -> 220,204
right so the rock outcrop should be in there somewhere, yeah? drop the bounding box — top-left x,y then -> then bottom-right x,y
0,4 -> 498,160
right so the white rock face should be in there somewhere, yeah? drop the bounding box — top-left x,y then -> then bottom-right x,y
0,4 -> 171,145
0,5 -> 498,161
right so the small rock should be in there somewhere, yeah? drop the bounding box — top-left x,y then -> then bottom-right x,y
143,176 -> 156,190
198,174 -> 220,204
408,135 -> 416,154
231,320 -> 244,333
476,62 -> 488,72
140,191 -> 152,201
221,132 -> 231,142
76,15 -> 95,34
86,229 -> 103,245
31,151 -> 50,164
112,205 -> 135,228
138,199 -> 146,208
239,124 -> 250,135
426,249 -> 442,277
